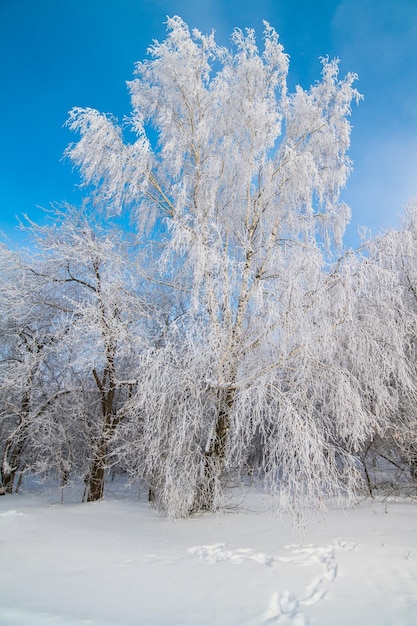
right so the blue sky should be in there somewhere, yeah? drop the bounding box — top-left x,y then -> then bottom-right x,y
1,0 -> 416,247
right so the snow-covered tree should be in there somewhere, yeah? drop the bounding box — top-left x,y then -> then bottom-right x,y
21,206 -> 154,500
63,17 -> 378,516
0,241 -> 72,493
0,206 -> 156,499
355,203 -> 417,490
43,16 -> 414,517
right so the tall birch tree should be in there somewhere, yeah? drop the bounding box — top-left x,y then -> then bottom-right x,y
64,17 -> 402,516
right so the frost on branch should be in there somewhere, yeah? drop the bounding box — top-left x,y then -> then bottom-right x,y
65,108 -> 151,223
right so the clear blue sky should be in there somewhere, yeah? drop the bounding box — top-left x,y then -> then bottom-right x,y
1,0 -> 416,247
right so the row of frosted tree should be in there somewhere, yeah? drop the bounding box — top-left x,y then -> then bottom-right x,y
1,18 -> 416,516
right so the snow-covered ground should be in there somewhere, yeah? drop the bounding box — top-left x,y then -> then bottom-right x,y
1,487 -> 416,625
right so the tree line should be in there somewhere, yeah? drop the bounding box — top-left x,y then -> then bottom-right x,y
1,17 -> 416,516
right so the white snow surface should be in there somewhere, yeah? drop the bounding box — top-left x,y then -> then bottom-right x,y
1,488 -> 416,625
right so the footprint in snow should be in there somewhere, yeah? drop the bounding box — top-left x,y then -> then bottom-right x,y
188,543 -> 273,566
263,539 -> 356,622
188,539 -> 356,624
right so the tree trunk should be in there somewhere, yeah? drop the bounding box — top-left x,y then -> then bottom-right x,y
86,366 -> 116,502
194,384 -> 236,512
1,387 -> 31,495
1,437 -> 25,495
86,437 -> 107,501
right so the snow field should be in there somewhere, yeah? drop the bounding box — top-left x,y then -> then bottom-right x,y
0,492 -> 416,625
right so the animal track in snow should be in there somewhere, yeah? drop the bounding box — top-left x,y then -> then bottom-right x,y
189,539 -> 356,624
189,543 -> 273,566
262,540 -> 356,623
